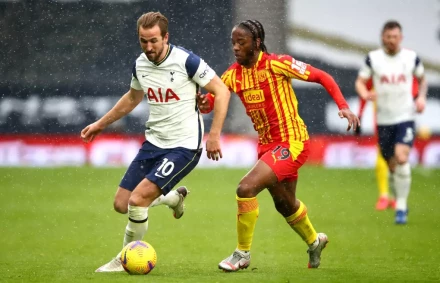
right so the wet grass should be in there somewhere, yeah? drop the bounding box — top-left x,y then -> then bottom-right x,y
1,166 -> 439,282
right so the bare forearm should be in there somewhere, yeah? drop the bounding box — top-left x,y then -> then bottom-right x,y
418,77 -> 428,99
97,92 -> 140,128
209,90 -> 230,137
355,78 -> 369,99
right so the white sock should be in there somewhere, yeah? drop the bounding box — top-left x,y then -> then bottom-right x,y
389,173 -> 396,199
393,163 -> 411,211
308,237 -> 319,250
123,205 -> 149,248
150,191 -> 180,208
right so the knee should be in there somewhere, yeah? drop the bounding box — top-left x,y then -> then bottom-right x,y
113,199 -> 128,214
236,181 -> 257,198
395,154 -> 408,165
128,193 -> 144,207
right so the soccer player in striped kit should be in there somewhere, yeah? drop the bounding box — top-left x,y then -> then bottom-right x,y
198,19 -> 359,271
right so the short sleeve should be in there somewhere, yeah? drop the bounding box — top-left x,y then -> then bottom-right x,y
413,55 -> 424,78
358,55 -> 372,79
130,61 -> 142,90
130,76 -> 142,90
185,53 -> 216,87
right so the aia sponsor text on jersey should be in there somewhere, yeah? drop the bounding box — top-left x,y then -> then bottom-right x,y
380,74 -> 406,84
146,87 -> 180,103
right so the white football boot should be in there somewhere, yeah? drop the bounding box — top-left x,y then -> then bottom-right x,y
95,257 -> 124,272
169,186 -> 189,219
307,232 -> 329,268
218,249 -> 251,272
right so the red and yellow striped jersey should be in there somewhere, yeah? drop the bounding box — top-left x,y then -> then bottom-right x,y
221,52 -> 312,145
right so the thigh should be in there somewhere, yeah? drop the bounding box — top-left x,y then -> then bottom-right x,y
377,125 -> 396,161
259,140 -> 309,182
395,121 -> 415,147
145,147 -> 202,195
395,121 -> 413,163
239,159 -> 279,197
119,141 -> 168,192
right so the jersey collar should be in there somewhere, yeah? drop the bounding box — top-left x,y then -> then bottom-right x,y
154,44 -> 173,66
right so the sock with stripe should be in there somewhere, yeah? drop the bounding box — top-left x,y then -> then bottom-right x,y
123,205 -> 149,248
285,200 -> 318,246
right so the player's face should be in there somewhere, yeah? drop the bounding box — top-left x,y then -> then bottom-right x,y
382,27 -> 402,54
139,25 -> 169,63
231,27 -> 257,67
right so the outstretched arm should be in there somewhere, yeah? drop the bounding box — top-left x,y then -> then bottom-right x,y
81,88 -> 144,142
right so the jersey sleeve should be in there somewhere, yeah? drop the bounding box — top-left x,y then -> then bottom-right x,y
185,53 -> 216,87
358,55 -> 373,79
269,54 -> 311,81
220,68 -> 235,91
413,55 -> 424,78
130,61 -> 142,90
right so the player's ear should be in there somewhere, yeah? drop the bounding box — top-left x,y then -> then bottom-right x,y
163,32 -> 169,44
255,38 -> 261,50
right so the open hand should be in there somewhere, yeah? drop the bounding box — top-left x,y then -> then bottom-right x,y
205,135 -> 222,161
338,108 -> 360,132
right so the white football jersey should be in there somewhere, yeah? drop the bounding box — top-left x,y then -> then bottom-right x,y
131,44 -> 215,149
358,48 -> 424,125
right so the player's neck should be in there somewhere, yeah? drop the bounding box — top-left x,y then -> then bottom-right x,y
384,47 -> 401,56
243,53 -> 259,69
156,44 -> 170,63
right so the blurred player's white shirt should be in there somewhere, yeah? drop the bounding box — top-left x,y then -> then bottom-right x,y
131,44 -> 215,150
359,48 -> 424,125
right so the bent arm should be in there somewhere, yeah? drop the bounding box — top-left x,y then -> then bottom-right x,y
355,76 -> 372,101
306,66 -> 349,109
202,75 -> 231,137
96,88 -> 144,129
417,76 -> 428,99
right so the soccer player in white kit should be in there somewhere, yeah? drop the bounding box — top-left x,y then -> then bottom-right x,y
355,20 -> 428,224
81,12 -> 231,271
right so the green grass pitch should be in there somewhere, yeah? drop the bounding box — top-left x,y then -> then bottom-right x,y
1,166 -> 439,282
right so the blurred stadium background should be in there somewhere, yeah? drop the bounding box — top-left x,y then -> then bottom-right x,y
1,0 -> 439,169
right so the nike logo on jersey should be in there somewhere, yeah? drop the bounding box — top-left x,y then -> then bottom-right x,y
154,172 -> 165,178
142,74 -> 148,78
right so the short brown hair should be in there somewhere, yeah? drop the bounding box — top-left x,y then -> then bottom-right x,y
137,12 -> 168,37
382,20 -> 402,33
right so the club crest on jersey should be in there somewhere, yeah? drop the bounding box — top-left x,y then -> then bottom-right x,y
146,87 -> 180,103
170,71 -> 175,82
257,70 -> 268,82
243,89 -> 265,104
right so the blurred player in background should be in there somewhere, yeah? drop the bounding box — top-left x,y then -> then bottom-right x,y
356,79 -> 393,210
81,12 -> 230,272
356,77 -> 419,211
355,20 -> 427,224
198,20 -> 359,271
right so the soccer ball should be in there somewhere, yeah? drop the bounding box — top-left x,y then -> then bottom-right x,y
120,240 -> 157,275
